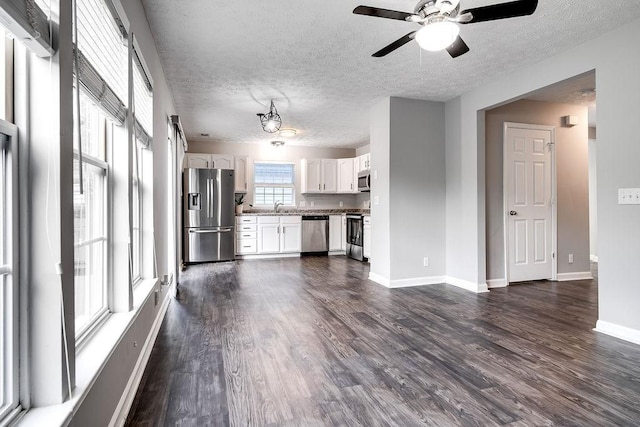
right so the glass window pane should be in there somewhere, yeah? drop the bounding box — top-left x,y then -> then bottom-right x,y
253,163 -> 296,206
73,160 -> 107,335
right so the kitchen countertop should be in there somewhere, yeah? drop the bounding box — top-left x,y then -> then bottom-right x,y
237,208 -> 370,216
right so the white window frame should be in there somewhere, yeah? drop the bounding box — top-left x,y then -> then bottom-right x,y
253,161 -> 296,207
0,118 -> 19,424
131,142 -> 142,285
73,90 -> 111,343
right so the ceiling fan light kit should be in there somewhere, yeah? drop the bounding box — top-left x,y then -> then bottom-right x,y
353,0 -> 538,58
415,20 -> 460,51
271,140 -> 285,147
257,100 -> 282,133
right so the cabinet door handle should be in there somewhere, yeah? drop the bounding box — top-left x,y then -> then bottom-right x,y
351,183 -> 353,190
245,182 -> 247,190
323,184 -> 326,190
283,226 -> 285,234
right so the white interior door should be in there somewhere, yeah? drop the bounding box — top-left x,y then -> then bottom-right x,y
505,123 -> 555,282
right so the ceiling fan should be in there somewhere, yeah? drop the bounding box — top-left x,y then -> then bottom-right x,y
353,0 -> 538,58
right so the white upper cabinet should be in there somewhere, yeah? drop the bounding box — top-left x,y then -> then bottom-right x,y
185,153 -> 235,170
211,154 -> 235,169
322,159 -> 337,193
337,158 -> 357,194
185,153 -> 211,169
234,155 -> 249,193
301,159 -> 322,193
357,153 -> 370,172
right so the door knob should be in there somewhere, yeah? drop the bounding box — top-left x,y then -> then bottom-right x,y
509,210 -> 518,216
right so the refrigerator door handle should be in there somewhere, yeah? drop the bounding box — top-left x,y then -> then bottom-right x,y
189,228 -> 233,234
208,178 -> 214,218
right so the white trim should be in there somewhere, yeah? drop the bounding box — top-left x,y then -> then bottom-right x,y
487,278 -> 508,288
109,289 -> 171,427
445,276 -> 490,293
590,255 -> 599,263
368,272 -> 390,287
557,271 -> 593,282
594,320 -> 640,346
369,273 -> 489,293
387,276 -> 445,289
503,122 -> 557,283
235,253 -> 301,260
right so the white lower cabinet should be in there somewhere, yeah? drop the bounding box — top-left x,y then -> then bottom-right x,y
236,216 -> 258,254
363,215 -> 371,259
329,215 -> 345,252
257,216 -> 302,254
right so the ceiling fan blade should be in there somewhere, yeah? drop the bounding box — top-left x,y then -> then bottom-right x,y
460,0 -> 538,24
353,5 -> 413,21
446,36 -> 470,58
372,32 -> 416,57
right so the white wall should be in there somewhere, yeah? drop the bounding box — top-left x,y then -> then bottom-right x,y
369,98 -> 391,280
369,97 -> 446,286
187,140 -> 363,209
445,17 -> 640,333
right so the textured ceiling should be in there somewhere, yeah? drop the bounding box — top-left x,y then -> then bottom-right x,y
525,71 -> 597,127
141,0 -> 640,148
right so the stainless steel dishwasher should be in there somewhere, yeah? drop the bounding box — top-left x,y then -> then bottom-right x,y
301,215 -> 329,254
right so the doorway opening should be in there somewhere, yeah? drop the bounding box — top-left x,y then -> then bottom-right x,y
485,70 -> 596,287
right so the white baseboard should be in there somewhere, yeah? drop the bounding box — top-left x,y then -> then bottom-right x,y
557,271 -> 593,282
368,273 -> 446,288
445,276 -> 489,293
594,320 -> 640,346
368,272 -> 390,287
109,292 -> 172,427
590,255 -> 599,263
487,278 -> 508,288
369,273 -> 489,293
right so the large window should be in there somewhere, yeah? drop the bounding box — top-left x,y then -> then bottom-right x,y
73,91 -> 109,337
253,162 -> 295,206
0,120 -> 18,425
0,25 -> 18,423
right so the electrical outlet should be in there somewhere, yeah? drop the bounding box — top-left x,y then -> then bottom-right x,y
423,257 -> 429,267
339,201 -> 343,207
299,200 -> 306,208
568,253 -> 574,264
374,196 -> 379,205
618,188 -> 640,205
310,201 -> 315,207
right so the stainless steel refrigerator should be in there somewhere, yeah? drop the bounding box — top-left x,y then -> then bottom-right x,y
183,168 -> 235,263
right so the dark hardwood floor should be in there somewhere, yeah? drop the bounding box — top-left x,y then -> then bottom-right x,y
126,257 -> 640,426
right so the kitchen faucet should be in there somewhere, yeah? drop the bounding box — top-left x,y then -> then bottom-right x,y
274,201 -> 283,213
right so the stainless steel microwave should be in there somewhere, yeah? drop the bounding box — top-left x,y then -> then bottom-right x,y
357,170 -> 370,192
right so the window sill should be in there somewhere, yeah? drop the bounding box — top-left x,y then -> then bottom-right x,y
16,278 -> 161,427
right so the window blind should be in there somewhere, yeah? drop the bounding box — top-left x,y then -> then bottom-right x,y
0,0 -> 52,56
133,49 -> 152,137
254,163 -> 295,184
76,0 -> 127,104
75,46 -> 126,125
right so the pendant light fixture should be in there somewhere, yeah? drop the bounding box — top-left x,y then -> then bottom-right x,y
257,100 -> 282,133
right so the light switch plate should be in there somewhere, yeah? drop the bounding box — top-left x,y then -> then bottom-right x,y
299,201 -> 306,208
618,188 -> 640,205
374,196 -> 380,205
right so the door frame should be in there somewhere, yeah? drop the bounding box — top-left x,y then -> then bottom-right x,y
502,122 -> 557,284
